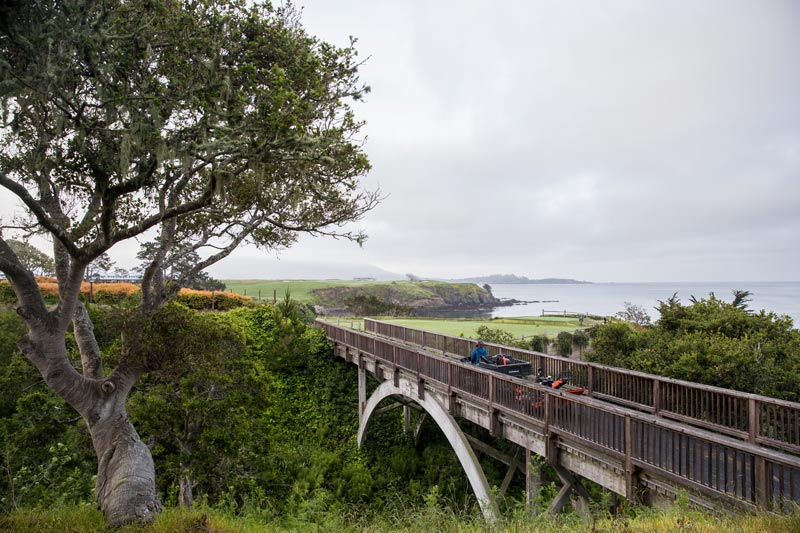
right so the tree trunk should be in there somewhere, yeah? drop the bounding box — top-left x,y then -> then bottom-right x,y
89,401 -> 162,528
178,463 -> 194,508
21,328 -> 161,528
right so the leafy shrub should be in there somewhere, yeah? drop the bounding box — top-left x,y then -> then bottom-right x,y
530,335 -> 549,353
555,331 -> 573,356
572,330 -> 590,354
175,288 -> 252,310
89,282 -> 140,304
0,281 -> 17,303
589,293 -> 800,400
475,325 -> 514,345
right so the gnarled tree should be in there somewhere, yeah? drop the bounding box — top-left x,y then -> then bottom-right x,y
0,0 -> 376,526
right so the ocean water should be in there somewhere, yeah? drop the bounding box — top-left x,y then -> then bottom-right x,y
488,282 -> 800,326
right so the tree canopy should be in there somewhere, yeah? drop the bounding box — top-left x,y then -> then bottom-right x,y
1,0 -> 377,307
5,240 -> 54,276
589,293 -> 800,401
0,0 -> 377,526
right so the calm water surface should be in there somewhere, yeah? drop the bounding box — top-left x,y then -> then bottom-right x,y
488,282 -> 800,326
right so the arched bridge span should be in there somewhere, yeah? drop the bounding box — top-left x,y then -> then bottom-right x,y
320,319 -> 800,516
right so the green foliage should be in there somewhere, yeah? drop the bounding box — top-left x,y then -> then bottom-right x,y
173,289 -> 253,311
128,313 -> 271,507
572,330 -> 590,354
530,334 -> 549,353
343,294 -> 413,316
312,281 -> 493,311
475,325 -> 514,345
555,331 -> 574,356
589,293 -> 800,400
4,503 -> 800,533
0,281 -> 17,304
5,240 -> 54,276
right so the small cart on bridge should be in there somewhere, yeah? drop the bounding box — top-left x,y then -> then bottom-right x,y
477,354 -> 532,377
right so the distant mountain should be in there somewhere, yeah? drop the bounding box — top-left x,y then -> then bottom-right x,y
449,274 -> 591,285
211,259 -> 404,281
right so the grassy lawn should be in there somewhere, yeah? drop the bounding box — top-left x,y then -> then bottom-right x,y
222,279 -> 369,302
364,316 -> 593,339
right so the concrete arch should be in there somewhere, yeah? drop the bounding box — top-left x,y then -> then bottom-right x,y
357,377 -> 499,522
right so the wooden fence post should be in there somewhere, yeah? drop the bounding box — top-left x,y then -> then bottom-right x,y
653,379 -> 661,416
748,398 -> 759,444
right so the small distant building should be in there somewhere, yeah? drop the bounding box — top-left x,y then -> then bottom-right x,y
353,277 -> 376,281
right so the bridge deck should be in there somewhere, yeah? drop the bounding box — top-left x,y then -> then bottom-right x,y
319,319 -> 800,512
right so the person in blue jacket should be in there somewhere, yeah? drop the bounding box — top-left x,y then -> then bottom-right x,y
470,340 -> 488,365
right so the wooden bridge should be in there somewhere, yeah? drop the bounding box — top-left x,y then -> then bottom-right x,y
317,318 -> 800,520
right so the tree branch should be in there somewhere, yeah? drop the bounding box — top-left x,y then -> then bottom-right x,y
0,174 -> 82,259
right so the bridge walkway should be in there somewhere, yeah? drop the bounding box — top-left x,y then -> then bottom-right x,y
318,319 -> 800,519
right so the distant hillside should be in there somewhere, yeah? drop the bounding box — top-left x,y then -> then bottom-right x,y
449,274 -> 591,284
311,280 -> 497,312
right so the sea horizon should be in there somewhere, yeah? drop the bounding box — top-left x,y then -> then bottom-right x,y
488,281 -> 800,326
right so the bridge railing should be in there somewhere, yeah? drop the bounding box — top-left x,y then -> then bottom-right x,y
319,320 -> 800,510
362,319 -> 800,455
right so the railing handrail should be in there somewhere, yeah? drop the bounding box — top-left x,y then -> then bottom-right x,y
363,318 -> 800,410
358,318 -> 800,456
318,319 -> 800,473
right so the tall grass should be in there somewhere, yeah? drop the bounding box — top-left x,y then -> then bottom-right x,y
2,504 -> 799,533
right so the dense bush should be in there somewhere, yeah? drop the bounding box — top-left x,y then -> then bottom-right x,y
530,335 -> 549,353
343,294 -> 413,316
174,288 -> 253,310
0,301 -> 506,520
0,281 -> 17,303
555,331 -> 574,356
588,293 -> 800,400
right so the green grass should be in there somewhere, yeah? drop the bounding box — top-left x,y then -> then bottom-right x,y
2,504 -> 799,533
371,316 -> 592,339
222,279 -> 371,303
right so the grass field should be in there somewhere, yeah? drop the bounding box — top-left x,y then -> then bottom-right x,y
331,316 -> 593,340
224,280 -> 597,340
222,279 -> 369,302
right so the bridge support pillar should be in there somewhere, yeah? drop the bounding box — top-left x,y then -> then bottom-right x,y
526,445 -> 541,512
413,413 -> 428,443
358,379 -> 499,522
403,405 -> 412,434
358,361 -> 366,421
550,464 -> 591,514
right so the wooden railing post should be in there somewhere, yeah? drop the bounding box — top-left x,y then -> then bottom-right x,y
653,379 -> 661,416
448,360 -> 453,387
755,455 -> 768,508
748,398 -> 759,443
544,393 -> 556,464
587,365 -> 594,396
624,416 -> 640,502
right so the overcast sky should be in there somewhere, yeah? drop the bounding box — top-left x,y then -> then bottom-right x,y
206,0 -> 799,282
5,1 -> 799,282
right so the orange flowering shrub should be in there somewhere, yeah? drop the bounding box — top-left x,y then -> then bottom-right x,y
0,279 -> 61,303
87,282 -> 141,304
37,282 -> 61,300
0,279 -> 251,310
